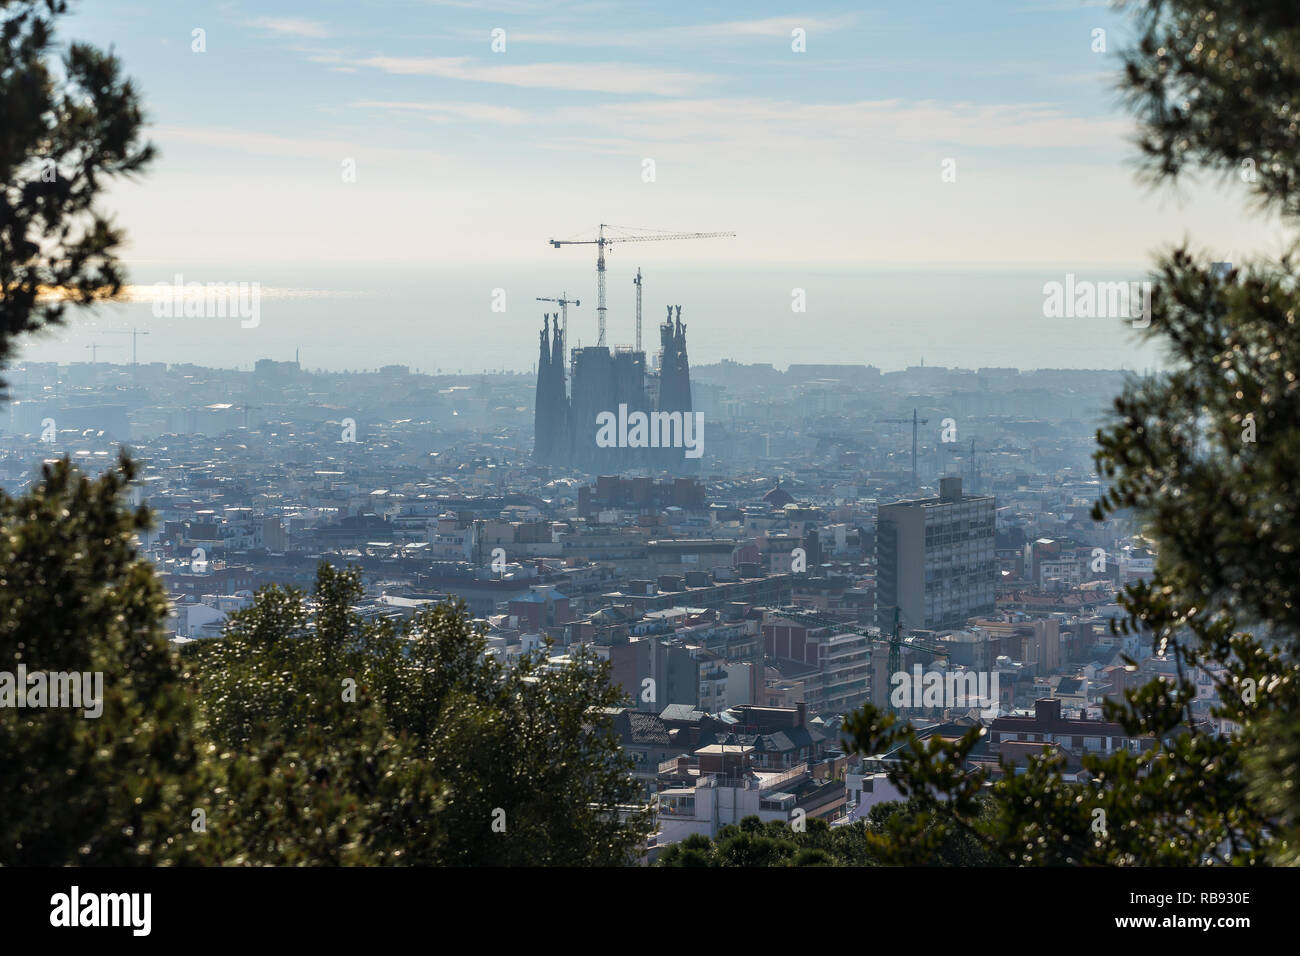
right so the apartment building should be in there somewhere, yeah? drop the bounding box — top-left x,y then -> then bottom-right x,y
762,609 -> 874,716
876,476 -> 996,630
654,745 -> 847,845
988,698 -> 1158,765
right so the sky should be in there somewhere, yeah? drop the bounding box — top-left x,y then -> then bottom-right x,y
15,0 -> 1287,372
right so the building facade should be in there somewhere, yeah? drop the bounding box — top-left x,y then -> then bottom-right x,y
876,476 -> 996,630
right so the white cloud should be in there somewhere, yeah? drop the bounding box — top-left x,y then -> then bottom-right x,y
419,0 -> 553,9
678,15 -> 858,38
1018,1 -> 1113,10
149,125 -> 445,167
543,97 -> 1132,154
353,55 -> 714,95
353,100 -> 535,125
504,14 -> 859,47
346,91 -> 1130,154
247,17 -> 331,39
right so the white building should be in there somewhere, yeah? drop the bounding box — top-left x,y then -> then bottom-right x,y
842,769 -> 907,822
654,746 -> 824,844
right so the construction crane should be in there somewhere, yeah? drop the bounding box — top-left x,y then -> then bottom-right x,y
780,606 -> 947,669
548,224 -> 734,348
104,328 -> 151,365
878,606 -> 953,714
84,342 -> 123,364
766,606 -> 947,715
535,294 -> 579,331
879,408 -> 929,489
886,607 -> 905,686
535,294 -> 580,367
633,268 -> 643,353
945,437 -> 981,493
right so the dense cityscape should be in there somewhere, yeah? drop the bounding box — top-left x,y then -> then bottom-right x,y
1,0 -> 1294,931
2,347 -> 1188,852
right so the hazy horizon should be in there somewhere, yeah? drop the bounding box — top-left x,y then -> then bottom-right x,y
15,262 -> 1175,375
12,1 -> 1269,379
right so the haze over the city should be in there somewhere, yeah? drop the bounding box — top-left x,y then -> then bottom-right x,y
14,0 -> 1283,373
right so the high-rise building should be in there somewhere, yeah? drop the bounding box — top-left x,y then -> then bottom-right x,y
875,476 -> 996,630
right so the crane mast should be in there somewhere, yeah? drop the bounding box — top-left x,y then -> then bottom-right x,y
888,607 -> 902,691
104,328 -> 151,365
83,342 -> 123,364
596,241 -> 607,346
768,606 -> 944,716
548,224 -> 734,349
535,293 -> 580,363
880,408 -> 930,489
633,268 -> 642,353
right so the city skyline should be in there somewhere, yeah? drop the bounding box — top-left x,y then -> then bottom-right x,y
16,263 -> 1182,373
3,0 -> 1295,883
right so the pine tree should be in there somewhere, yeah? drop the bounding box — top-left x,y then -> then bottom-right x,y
843,0 -> 1300,866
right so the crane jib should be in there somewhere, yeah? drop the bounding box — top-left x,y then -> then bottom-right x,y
546,228 -> 734,349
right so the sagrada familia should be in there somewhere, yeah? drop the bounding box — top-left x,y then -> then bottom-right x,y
534,305 -> 698,475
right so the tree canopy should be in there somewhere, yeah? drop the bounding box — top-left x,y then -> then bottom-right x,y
0,0 -> 653,868
1,0 -> 154,381
5,0 -> 1300,868
841,0 -> 1300,866
185,564 -> 652,866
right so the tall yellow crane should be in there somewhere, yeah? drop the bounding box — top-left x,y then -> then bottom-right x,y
548,224 -> 734,348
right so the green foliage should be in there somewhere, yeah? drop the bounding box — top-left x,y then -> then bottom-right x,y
185,563 -> 652,866
657,818 -> 837,867
841,697 -> 1265,865
0,1 -> 189,864
1120,0 -> 1300,218
840,0 -> 1300,866
0,468 -> 652,865
655,803 -> 997,867
0,459 -> 651,865
0,1 -> 650,866
0,0 -> 155,378
0,456 -> 203,864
